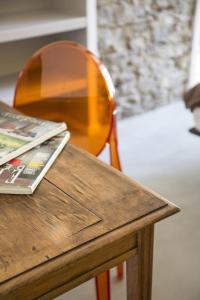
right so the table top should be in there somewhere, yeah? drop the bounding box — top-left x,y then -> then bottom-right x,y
0,143 -> 179,299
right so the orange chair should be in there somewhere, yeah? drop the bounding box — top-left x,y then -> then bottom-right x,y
14,41 -> 123,300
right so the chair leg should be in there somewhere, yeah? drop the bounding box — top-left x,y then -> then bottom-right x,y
117,263 -> 124,280
95,271 -> 111,300
109,119 -> 122,172
109,120 -> 124,281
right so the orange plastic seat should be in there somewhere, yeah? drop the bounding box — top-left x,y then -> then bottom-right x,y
14,41 -> 123,300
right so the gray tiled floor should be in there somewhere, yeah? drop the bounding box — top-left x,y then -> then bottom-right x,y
57,101 -> 200,300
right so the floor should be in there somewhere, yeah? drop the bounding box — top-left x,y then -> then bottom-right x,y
57,101 -> 200,300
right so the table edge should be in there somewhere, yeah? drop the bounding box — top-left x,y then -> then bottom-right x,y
0,201 -> 180,298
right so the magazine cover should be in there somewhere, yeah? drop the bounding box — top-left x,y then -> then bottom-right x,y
0,102 -> 67,165
0,131 -> 70,194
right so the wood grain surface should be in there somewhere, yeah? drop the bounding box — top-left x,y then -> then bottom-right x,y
0,142 -> 168,285
46,145 -> 167,229
0,101 -> 180,299
0,179 -> 101,283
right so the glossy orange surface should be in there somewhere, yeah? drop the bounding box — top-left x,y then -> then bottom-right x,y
96,271 -> 110,300
14,41 -> 115,156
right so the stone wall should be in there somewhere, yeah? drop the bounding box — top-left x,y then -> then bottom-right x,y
97,0 -> 195,118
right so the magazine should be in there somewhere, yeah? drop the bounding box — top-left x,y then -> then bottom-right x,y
0,131 -> 70,194
0,101 -> 67,165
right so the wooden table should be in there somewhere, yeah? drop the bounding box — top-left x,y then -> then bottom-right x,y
0,144 -> 179,300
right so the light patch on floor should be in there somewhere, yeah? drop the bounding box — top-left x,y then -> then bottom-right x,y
57,101 -> 200,300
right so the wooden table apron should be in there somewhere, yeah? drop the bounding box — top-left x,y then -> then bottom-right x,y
0,144 -> 180,300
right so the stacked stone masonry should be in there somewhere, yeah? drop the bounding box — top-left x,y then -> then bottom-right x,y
97,0 -> 195,118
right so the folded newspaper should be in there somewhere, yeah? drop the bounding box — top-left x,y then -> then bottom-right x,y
0,131 -> 70,194
0,101 -> 67,165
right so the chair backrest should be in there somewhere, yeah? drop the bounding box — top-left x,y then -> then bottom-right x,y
14,41 -> 116,156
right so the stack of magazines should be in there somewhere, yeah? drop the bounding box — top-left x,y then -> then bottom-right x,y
0,102 -> 70,194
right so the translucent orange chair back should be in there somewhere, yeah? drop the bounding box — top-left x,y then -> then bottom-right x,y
14,41 -> 122,300
14,41 -> 118,158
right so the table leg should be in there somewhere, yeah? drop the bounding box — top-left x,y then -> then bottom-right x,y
126,225 -> 154,300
